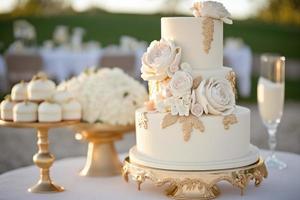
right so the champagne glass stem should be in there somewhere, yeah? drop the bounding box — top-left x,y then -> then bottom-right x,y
267,126 -> 277,157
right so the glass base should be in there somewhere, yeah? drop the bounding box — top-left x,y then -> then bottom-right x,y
265,154 -> 287,170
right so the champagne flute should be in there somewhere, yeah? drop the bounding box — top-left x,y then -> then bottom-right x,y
257,54 -> 287,170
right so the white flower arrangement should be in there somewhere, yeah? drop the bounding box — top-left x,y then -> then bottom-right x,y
58,68 -> 147,125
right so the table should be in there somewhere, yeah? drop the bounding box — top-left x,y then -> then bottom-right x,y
40,48 -> 102,82
0,150 -> 299,200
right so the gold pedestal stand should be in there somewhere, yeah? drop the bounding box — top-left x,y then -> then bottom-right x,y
74,123 -> 134,177
123,157 -> 268,200
0,120 -> 79,193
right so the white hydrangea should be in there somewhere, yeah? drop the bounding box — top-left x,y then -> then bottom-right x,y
58,68 -> 148,125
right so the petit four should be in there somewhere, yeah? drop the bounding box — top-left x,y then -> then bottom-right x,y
11,81 -> 28,101
13,101 -> 38,122
38,101 -> 62,122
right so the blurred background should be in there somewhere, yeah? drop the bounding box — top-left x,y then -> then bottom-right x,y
0,0 -> 299,174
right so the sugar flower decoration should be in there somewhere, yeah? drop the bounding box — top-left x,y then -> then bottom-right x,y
191,1 -> 233,24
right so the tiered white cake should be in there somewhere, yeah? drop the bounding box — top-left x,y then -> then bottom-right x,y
129,1 -> 259,170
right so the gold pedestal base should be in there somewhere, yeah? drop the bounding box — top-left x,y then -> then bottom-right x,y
123,157 -> 268,200
75,123 -> 134,177
0,120 -> 79,193
28,180 -> 64,193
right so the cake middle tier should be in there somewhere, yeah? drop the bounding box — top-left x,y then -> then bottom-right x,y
161,17 -> 223,69
133,106 -> 257,170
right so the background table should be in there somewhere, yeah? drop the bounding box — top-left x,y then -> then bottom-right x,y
0,150 -> 299,200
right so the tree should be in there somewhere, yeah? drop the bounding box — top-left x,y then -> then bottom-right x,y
257,0 -> 300,25
11,0 -> 72,16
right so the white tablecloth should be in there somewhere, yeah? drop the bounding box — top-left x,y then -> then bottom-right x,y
0,150 -> 299,200
40,48 -> 102,82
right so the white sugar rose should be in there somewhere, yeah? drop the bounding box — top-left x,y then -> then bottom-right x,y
191,1 -> 232,24
196,78 -> 235,115
169,71 -> 193,97
141,39 -> 181,81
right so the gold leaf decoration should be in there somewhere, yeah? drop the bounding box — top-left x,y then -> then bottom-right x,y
161,114 -> 205,142
223,114 -> 238,130
226,71 -> 237,99
181,119 -> 193,141
138,112 -> 149,129
202,17 -> 214,54
161,113 -> 179,129
179,115 -> 205,142
192,76 -> 203,89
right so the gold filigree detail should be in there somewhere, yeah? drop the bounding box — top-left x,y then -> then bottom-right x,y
161,114 -> 205,142
226,70 -> 237,99
202,17 -> 214,54
123,157 -> 268,200
223,114 -> 238,130
138,112 -> 148,129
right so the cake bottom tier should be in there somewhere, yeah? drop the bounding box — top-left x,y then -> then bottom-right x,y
131,106 -> 259,170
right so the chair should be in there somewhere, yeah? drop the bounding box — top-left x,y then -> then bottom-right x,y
5,53 -> 43,87
99,53 -> 137,78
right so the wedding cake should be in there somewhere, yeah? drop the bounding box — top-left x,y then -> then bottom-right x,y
129,1 -> 259,170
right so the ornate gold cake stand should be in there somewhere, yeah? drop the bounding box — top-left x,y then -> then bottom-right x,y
123,157 -> 268,200
74,123 -> 134,177
0,120 -> 79,193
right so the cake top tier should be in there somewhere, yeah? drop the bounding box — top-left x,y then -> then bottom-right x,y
161,1 -> 232,69
141,1 -> 233,81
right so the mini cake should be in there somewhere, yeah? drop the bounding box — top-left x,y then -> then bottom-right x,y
0,95 -> 15,121
13,101 -> 38,122
61,99 -> 81,120
38,101 -> 62,122
52,90 -> 73,104
11,81 -> 28,101
27,73 -> 56,101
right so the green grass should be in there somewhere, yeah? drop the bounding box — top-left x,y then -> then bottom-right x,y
0,13 -> 300,59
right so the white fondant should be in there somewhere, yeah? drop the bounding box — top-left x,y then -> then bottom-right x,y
13,102 -> 38,122
27,79 -> 56,101
133,106 -> 255,169
161,17 -> 223,69
11,82 -> 28,101
38,102 -> 62,122
192,66 -> 232,79
0,100 -> 15,121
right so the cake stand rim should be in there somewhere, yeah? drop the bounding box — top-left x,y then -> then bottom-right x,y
124,155 -> 264,173
0,119 -> 80,128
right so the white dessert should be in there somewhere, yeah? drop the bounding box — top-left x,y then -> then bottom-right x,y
53,90 -> 73,104
130,1 -> 259,170
61,99 -> 81,120
13,101 -> 38,122
11,81 -> 28,101
38,101 -> 62,122
0,96 -> 15,121
27,73 -> 56,101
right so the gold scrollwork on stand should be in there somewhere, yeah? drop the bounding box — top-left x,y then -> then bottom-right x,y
123,157 -> 268,200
